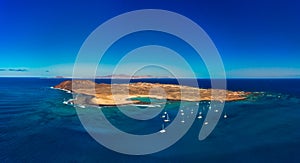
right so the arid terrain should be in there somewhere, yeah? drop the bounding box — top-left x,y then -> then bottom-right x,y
54,80 -> 250,106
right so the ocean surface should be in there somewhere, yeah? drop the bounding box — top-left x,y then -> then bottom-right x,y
1,78 -> 300,162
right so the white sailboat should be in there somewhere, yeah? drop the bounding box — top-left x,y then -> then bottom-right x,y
181,119 -> 185,123
181,115 -> 185,123
159,123 -> 166,133
161,111 -> 167,118
164,113 -> 170,122
197,112 -> 203,119
224,113 -> 228,119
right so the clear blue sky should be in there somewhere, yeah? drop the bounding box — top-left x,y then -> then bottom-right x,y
0,0 -> 299,78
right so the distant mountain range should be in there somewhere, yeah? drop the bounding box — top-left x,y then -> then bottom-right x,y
55,74 -> 172,79
95,74 -> 171,79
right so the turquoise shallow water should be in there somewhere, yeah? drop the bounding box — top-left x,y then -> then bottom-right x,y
1,78 -> 300,162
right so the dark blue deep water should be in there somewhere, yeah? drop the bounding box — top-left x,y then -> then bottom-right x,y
1,78 -> 300,162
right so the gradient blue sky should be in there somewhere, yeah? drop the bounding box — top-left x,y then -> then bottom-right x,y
0,0 -> 299,78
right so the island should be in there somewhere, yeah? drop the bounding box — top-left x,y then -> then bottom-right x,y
54,80 -> 250,106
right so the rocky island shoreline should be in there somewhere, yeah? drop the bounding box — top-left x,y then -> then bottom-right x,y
54,80 -> 250,106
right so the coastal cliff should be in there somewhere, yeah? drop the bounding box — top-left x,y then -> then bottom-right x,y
54,80 -> 250,106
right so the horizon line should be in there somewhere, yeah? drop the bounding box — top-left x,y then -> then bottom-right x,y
1,76 -> 300,79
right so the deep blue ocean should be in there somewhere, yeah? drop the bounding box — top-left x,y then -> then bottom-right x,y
1,78 -> 300,162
